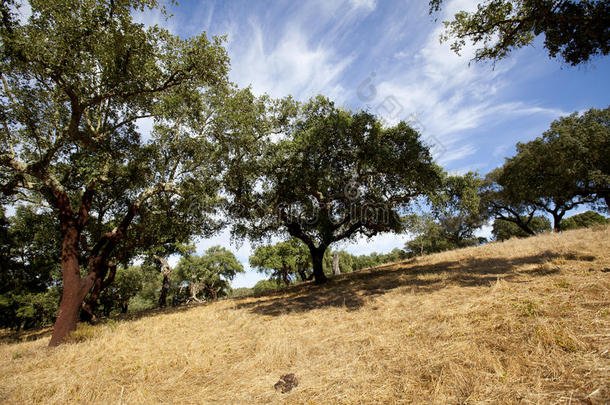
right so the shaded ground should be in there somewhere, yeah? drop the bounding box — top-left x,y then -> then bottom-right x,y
235,250 -> 568,316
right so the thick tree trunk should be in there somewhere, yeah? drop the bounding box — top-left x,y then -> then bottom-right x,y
49,226 -> 95,346
552,212 -> 564,232
310,247 -> 328,284
332,252 -> 341,275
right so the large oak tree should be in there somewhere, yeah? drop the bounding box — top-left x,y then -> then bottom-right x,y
0,0 -> 229,345
489,107 -> 609,231
228,96 -> 441,284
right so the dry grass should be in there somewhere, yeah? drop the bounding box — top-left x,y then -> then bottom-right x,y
1,226 -> 609,404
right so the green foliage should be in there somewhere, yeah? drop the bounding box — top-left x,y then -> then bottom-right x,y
561,211 -> 609,231
173,246 -> 244,302
484,107 -> 610,232
252,279 -> 283,295
98,266 -> 144,315
0,205 -> 62,329
0,0 -> 231,342
249,238 -> 312,284
405,172 -> 486,256
0,288 -> 59,330
228,96 -> 441,282
331,248 -> 409,272
430,0 -> 610,65
492,216 -> 551,241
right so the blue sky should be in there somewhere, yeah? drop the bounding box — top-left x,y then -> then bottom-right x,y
131,0 -> 610,287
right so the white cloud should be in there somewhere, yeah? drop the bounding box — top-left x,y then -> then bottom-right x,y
348,0 -> 377,11
228,22 -> 352,101
437,143 -> 477,166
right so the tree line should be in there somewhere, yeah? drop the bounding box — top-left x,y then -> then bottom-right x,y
0,0 -> 608,346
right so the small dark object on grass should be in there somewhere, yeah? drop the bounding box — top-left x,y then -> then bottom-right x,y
274,373 -> 298,393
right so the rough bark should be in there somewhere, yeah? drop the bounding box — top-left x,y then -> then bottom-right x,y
49,193 -> 96,346
154,255 -> 172,308
80,264 -> 117,323
49,184 -> 173,346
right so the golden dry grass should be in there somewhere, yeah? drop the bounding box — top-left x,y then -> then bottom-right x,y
1,226 -> 609,404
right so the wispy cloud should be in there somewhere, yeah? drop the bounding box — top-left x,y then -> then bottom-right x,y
228,22 -> 353,101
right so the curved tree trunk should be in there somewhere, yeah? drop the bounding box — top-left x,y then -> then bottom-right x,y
49,223 -> 95,346
80,264 -> 117,323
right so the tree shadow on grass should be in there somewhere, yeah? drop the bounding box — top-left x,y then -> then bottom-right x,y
233,250 -> 565,316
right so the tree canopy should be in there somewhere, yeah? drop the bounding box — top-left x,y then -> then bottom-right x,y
492,107 -> 609,231
492,215 -> 551,241
249,238 -> 312,285
405,172 -> 486,256
430,0 -> 610,65
561,210 -> 609,230
0,0 -> 230,345
173,246 -> 244,302
228,96 -> 441,283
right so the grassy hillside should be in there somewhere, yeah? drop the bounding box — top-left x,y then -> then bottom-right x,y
1,226 -> 609,404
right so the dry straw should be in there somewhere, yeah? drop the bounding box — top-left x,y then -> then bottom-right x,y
1,226 -> 608,404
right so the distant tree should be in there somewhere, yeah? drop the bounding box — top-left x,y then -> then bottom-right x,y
228,96 -> 441,284
429,0 -> 610,65
0,206 -> 61,330
561,210 -> 609,230
492,108 -> 609,231
98,266 -> 143,315
0,0 -> 229,345
480,168 -> 542,236
492,216 -> 551,241
249,239 -> 312,286
405,172 -> 486,256
173,247 -> 243,302
324,250 -> 356,274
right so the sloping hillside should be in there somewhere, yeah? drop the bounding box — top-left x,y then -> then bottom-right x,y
1,226 -> 609,404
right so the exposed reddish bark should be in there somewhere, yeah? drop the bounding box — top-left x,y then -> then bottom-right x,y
49,192 -> 96,346
49,185 -> 172,346
80,264 -> 117,323
281,268 -> 291,286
